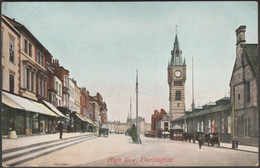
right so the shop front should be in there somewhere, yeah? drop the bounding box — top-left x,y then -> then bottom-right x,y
2,91 -> 63,137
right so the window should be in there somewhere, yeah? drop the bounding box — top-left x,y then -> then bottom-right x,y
24,39 -> 28,53
164,122 -> 168,131
201,121 -> 203,132
238,93 -> 240,100
9,74 -> 14,93
55,81 -> 58,91
37,51 -> 41,64
64,76 -> 67,87
37,76 -> 41,95
42,80 -> 45,97
9,38 -> 14,62
228,116 -> 231,134
26,69 -> 30,90
197,121 -> 200,132
29,43 -> 32,57
59,84 -> 61,96
177,103 -> 179,107
37,50 -> 44,66
40,54 -> 43,66
31,72 -> 34,92
175,90 -> 181,100
244,117 -> 251,137
221,118 -> 225,133
208,119 -> 211,133
174,80 -> 183,86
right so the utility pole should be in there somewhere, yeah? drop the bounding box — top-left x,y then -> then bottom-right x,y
136,70 -> 139,135
191,57 -> 195,132
130,98 -> 132,127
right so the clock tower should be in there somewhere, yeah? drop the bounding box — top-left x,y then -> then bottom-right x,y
168,33 -> 186,123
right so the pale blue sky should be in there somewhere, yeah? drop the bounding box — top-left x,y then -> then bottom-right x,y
2,2 -> 258,123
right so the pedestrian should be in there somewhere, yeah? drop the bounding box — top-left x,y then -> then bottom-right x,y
198,136 -> 202,149
235,139 -> 239,149
193,133 -> 196,144
58,121 -> 64,139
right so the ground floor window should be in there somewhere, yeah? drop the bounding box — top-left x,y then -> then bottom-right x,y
201,121 -> 203,132
228,116 -> 231,134
221,118 -> 225,133
1,107 -> 25,135
32,113 -> 39,134
26,112 -> 32,135
244,116 -> 251,137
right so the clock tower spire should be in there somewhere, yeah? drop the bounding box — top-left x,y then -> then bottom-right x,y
168,28 -> 186,124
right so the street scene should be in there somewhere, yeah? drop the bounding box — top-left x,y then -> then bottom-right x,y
1,1 -> 259,167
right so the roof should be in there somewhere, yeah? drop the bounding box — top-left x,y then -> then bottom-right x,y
170,124 -> 183,130
161,117 -> 170,121
244,44 -> 258,74
3,14 -> 50,55
173,103 -> 231,122
170,34 -> 184,66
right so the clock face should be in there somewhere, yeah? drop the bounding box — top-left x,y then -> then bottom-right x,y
174,70 -> 182,78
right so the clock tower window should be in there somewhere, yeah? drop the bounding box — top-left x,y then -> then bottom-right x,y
175,90 -> 181,100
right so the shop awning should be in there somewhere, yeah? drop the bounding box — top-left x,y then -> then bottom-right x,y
2,93 -> 23,110
94,121 -> 100,127
42,100 -> 69,119
2,91 -> 59,117
30,101 -> 59,117
84,116 -> 97,127
75,113 -> 87,122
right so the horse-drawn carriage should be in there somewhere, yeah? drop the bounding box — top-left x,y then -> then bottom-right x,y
182,132 -> 193,142
204,132 -> 220,146
99,125 -> 109,137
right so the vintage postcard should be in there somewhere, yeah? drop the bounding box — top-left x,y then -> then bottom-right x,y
1,1 -> 259,167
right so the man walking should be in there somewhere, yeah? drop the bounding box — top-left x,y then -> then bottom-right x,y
198,136 -> 202,149
58,121 -> 64,139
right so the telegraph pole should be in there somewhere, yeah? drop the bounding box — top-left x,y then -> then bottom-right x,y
136,70 -> 139,135
191,57 -> 195,132
130,98 -> 132,127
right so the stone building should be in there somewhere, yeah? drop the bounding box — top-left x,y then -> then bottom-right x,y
230,25 -> 258,146
168,33 -> 186,122
173,97 -> 232,143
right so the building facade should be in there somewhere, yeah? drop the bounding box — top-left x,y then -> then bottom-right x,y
151,109 -> 168,131
1,15 -> 20,95
173,97 -> 232,143
230,25 -> 258,146
168,33 -> 186,122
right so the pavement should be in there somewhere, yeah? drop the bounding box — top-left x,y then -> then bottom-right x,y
219,142 -> 258,153
2,132 -> 97,151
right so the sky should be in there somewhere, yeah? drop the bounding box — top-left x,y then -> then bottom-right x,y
2,2 -> 258,124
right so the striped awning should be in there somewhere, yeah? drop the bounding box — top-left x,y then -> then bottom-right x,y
42,100 -> 69,119
2,93 -> 23,110
2,91 -> 59,117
